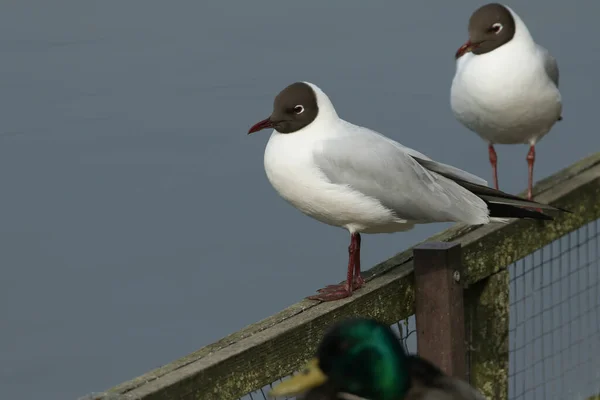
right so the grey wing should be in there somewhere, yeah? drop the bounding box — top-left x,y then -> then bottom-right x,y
339,121 -> 489,186
411,156 -> 488,186
313,133 -> 489,224
538,44 -> 559,87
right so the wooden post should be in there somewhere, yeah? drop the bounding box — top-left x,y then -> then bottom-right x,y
413,241 -> 466,380
465,270 -> 509,400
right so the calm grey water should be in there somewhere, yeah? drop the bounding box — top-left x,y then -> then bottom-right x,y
0,1 -> 598,399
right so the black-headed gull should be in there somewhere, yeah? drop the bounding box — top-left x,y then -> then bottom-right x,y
451,3 -> 562,200
249,82 -> 562,301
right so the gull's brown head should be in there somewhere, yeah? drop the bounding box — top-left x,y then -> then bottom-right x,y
248,82 -> 319,135
455,3 -> 516,59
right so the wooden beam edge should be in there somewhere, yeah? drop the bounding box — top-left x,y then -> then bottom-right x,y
461,165 -> 600,284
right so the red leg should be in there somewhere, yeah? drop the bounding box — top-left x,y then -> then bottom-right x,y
527,145 -> 535,200
308,233 -> 362,301
488,144 -> 499,190
318,234 -> 363,291
353,233 -> 364,288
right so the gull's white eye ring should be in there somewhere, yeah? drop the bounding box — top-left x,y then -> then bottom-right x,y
491,23 -> 503,33
293,105 -> 304,114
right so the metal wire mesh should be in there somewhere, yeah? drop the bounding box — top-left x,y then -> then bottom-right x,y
509,218 -> 600,400
238,316 -> 417,400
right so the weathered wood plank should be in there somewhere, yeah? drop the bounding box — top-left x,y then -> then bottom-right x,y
466,269 -> 509,400
463,162 -> 600,284
102,152 -> 600,400
111,262 -> 416,400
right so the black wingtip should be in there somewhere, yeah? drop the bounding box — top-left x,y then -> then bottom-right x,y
487,203 -> 554,220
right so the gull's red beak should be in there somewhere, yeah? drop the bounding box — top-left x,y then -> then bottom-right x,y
455,40 -> 475,59
248,118 -> 273,135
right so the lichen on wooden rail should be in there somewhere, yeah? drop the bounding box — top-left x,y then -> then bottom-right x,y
101,152 -> 600,400
110,262 -> 416,400
466,269 -> 509,400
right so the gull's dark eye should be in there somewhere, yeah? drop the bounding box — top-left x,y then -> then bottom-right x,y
490,23 -> 503,34
293,105 -> 305,114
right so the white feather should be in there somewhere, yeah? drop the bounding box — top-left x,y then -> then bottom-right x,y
450,5 -> 562,146
263,82 -> 495,235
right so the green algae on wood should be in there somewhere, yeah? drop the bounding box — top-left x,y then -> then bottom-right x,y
108,262 -> 416,400
466,270 -> 509,400
461,167 -> 600,286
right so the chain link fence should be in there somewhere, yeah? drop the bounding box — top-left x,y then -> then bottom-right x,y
509,218 -> 600,400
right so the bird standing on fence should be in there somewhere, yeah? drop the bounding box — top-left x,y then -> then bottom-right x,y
268,318 -> 485,400
451,3 -> 562,200
248,81 -> 562,301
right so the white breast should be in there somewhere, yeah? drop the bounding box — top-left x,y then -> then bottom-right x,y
451,43 -> 562,145
262,128 -> 412,234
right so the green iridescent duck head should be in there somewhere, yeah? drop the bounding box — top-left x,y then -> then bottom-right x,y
270,318 -> 411,400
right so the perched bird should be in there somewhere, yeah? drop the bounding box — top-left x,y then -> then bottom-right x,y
451,3 -> 562,200
269,318 -> 485,400
248,82 -> 562,301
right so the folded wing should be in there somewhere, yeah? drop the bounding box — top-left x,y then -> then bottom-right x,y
315,125 -> 561,224
314,129 -> 491,225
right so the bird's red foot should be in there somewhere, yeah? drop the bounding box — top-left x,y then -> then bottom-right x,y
316,277 -> 364,294
307,276 -> 366,302
315,282 -> 349,294
307,285 -> 352,301
353,274 -> 365,289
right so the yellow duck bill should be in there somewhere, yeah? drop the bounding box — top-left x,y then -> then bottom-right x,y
269,358 -> 327,397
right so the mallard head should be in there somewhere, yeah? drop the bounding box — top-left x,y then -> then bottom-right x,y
270,318 -> 411,400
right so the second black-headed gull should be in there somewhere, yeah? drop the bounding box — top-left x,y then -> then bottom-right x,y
451,3 -> 562,200
249,81 -> 562,301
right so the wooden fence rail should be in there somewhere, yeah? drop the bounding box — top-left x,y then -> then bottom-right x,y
85,151 -> 600,400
